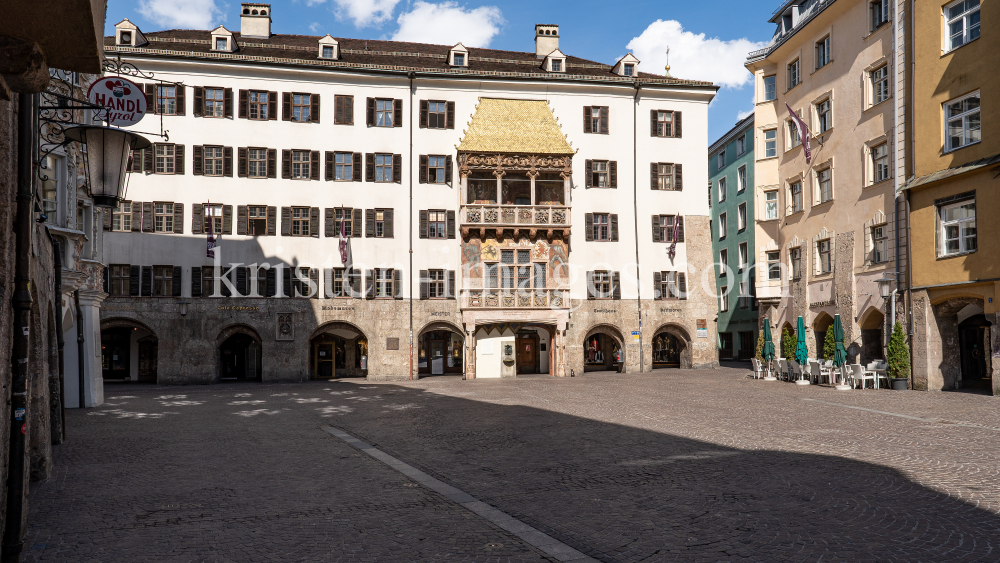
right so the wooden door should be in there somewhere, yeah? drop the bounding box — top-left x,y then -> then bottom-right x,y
137,338 -> 157,383
517,335 -> 537,374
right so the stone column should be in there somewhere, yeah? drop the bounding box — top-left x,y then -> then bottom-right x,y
64,290 -> 106,408
345,337 -> 357,376
465,325 -> 476,379
529,173 -> 536,207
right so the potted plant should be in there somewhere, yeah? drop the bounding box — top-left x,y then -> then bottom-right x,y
823,328 -> 835,362
782,328 -> 795,361
755,331 -> 764,362
887,321 -> 910,390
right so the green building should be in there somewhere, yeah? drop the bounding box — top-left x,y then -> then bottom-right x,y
709,115 -> 756,361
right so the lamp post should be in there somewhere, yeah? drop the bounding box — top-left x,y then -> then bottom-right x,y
876,276 -> 896,362
62,125 -> 151,208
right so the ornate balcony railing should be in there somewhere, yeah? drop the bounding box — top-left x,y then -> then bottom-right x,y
463,289 -> 568,309
461,205 -> 570,227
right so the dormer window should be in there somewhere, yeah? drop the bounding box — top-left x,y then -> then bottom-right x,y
449,43 -> 469,67
322,45 -> 334,58
623,63 -> 634,77
215,37 -> 228,50
318,35 -> 339,60
552,59 -> 562,72
120,31 -> 132,45
453,53 -> 465,66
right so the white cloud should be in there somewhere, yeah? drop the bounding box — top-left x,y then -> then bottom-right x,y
391,1 -> 503,48
328,0 -> 403,27
309,22 -> 322,33
138,0 -> 222,29
626,20 -> 765,89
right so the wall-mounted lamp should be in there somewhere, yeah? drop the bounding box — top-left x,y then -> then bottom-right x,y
176,300 -> 190,316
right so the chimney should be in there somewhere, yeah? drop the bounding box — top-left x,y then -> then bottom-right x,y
240,3 -> 271,39
534,24 -> 559,59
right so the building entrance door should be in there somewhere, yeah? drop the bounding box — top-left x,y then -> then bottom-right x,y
316,343 -> 334,378
516,333 -> 538,374
102,328 -> 132,381
220,334 -> 260,381
430,340 -> 445,375
959,314 -> 991,389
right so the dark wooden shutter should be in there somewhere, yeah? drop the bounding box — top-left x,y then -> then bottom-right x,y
586,271 -> 595,299
419,100 -> 428,128
610,214 -> 619,241
651,109 -> 658,136
175,86 -> 186,115
310,150 -> 320,180
223,147 -> 233,176
652,215 -> 661,242
335,95 -> 344,124
599,107 -> 608,134
191,203 -> 203,234
393,269 -> 402,299
393,99 -> 403,127
384,209 -> 394,238
352,208 -> 362,237
653,271 -> 662,300
191,267 -> 202,298
365,270 -> 374,299
280,207 -> 291,236
268,91 -> 277,120
193,86 -> 204,116
265,267 -> 276,297
143,148 -> 153,172
365,153 -> 374,181
222,205 -> 233,234
311,93 -> 320,123
192,145 -> 204,175
585,160 -> 593,188
419,155 -> 428,183
366,97 -> 375,126
651,163 -> 658,190
674,163 -> 683,190
446,210 -> 456,239
142,202 -> 153,232
445,155 -> 453,184
310,207 -> 320,237
172,266 -> 182,296
324,208 -> 335,237
446,101 -> 455,129
419,270 -> 428,299
609,161 -> 617,188
674,111 -> 682,137
238,89 -> 248,118
267,206 -> 277,236
585,213 -> 594,241
141,266 -> 152,296
173,204 -> 184,234
267,148 -> 277,178
223,88 -> 233,117
393,154 -> 402,183
583,106 -> 592,133
144,84 -> 155,113
129,265 -> 140,296
352,153 -> 362,181
310,268 -> 320,298
365,209 -> 375,237
282,266 -> 291,297
174,144 -> 184,175
131,201 -> 142,231
238,147 -> 248,177
236,267 -> 248,296
612,272 -> 621,300
281,150 -> 291,179
677,216 -> 685,242
325,151 -> 333,180
419,210 -> 428,238
237,205 -> 248,235
678,273 -> 688,299
447,270 -> 455,298
282,92 -> 291,121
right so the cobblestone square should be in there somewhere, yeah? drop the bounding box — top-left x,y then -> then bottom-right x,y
24,367 -> 1000,562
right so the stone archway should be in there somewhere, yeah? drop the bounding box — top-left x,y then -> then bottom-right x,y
931,297 -> 988,390
100,318 -> 158,384
858,307 -> 885,365
217,324 -> 263,382
651,323 -> 692,369
812,312 -> 834,360
418,321 -> 466,376
310,321 -> 368,378
583,324 -> 625,373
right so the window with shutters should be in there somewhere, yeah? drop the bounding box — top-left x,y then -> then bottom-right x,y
375,153 -> 392,182
789,181 -> 803,213
872,225 -> 888,263
767,251 -> 781,280
592,213 -> 610,241
248,206 -> 267,235
591,160 -> 609,187
292,94 -> 311,122
427,210 -> 446,238
428,156 -> 446,183
292,150 -> 311,179
334,152 -> 353,180
335,208 -> 353,234
156,85 -> 176,115
248,148 -> 267,178
152,265 -> 173,296
248,266 -> 265,297
817,239 -> 832,274
204,146 -> 224,176
763,128 -> 777,158
945,0 -> 979,51
330,268 -> 346,297
428,269 -> 445,298
375,268 -> 394,298
737,164 -> 747,193
373,209 -> 387,237
205,204 -> 223,234
589,106 -> 605,133
153,202 -> 175,232
289,266 -> 309,298
375,99 -> 394,127
790,247 -> 802,279
656,163 -> 674,190
109,264 -> 130,295
334,95 -> 353,125
154,144 -> 175,174
112,201 -> 132,231
593,271 -> 611,298
763,75 -> 777,101
427,101 -> 447,129
656,215 -> 682,243
659,271 -> 686,299
249,91 -> 269,120
765,190 -> 779,220
655,111 -> 673,137
291,207 -> 310,236
205,88 -> 224,117
202,266 -> 217,297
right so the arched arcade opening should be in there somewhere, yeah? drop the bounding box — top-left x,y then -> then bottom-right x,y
218,325 -> 263,382
583,325 -> 625,373
101,319 -> 158,384
310,322 -> 368,378
652,324 -> 691,369
418,322 -> 465,376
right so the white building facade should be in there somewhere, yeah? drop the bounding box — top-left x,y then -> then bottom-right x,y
98,4 -> 718,389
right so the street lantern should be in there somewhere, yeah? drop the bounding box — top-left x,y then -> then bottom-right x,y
63,125 -> 151,208
876,277 -> 894,299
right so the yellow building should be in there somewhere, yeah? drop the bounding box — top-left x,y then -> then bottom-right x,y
904,0 -> 998,393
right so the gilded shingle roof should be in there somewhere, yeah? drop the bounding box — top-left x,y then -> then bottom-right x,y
458,98 -> 574,155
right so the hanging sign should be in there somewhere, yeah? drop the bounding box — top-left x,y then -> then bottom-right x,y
631,330 -> 640,342
87,76 -> 147,126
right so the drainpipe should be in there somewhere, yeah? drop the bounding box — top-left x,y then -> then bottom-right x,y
3,91 -> 36,563
74,290 -> 85,409
632,82 -> 643,372
48,234 -> 65,443
408,71 -> 415,380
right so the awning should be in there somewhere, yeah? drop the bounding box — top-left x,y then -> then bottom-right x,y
902,153 -> 1000,191
458,98 -> 574,155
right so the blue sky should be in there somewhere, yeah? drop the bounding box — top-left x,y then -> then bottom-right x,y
106,0 -> 777,142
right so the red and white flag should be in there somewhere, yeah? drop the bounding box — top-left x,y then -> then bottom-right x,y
206,202 -> 216,259
338,207 -> 352,267
785,103 -> 812,164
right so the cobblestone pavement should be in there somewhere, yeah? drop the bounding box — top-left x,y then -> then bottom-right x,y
24,367 -> 1000,562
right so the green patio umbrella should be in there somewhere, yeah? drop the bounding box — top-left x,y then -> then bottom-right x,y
832,314 -> 847,367
795,316 -> 809,365
762,322 -> 775,362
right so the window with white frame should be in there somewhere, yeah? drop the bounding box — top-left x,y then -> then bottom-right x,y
375,153 -> 393,182
763,75 -> 777,101
790,247 -> 802,279
765,190 -> 778,220
154,144 -> 175,174
817,167 -> 833,203
718,177 -> 727,203
335,152 -> 353,180
737,164 -> 747,193
205,88 -> 224,117
718,212 -> 727,239
204,204 -> 223,234
815,36 -> 830,69
591,160 -> 609,187
623,63 -> 634,77
872,143 -> 890,183
738,242 -> 748,270
719,249 -> 728,277
872,225 -> 888,263
204,146 -> 224,176
291,150 -> 311,179
790,181 -> 803,213
767,251 -> 781,280
945,91 -> 981,151
112,201 -> 132,232
817,239 -> 832,273
322,45 -> 334,59
764,129 -> 777,158
787,59 -> 800,89
945,0 -> 980,51
153,202 -> 174,232
940,198 -> 976,255
737,134 -> 746,155
738,202 -> 747,231
739,281 -> 751,309
215,37 -> 228,51
816,99 -> 831,133
787,120 -> 801,148
375,99 -> 394,127
291,207 -> 311,236
248,148 -> 267,178
720,286 -> 729,312
718,150 -> 726,170
871,0 -> 889,31
871,65 -> 890,105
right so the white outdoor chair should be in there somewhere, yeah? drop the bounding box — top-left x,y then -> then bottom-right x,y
820,360 -> 834,384
750,358 -> 760,379
808,361 -> 823,384
851,364 -> 875,389
788,360 -> 805,383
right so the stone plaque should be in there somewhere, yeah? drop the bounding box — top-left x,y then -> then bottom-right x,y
386,337 -> 399,350
276,313 -> 294,341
